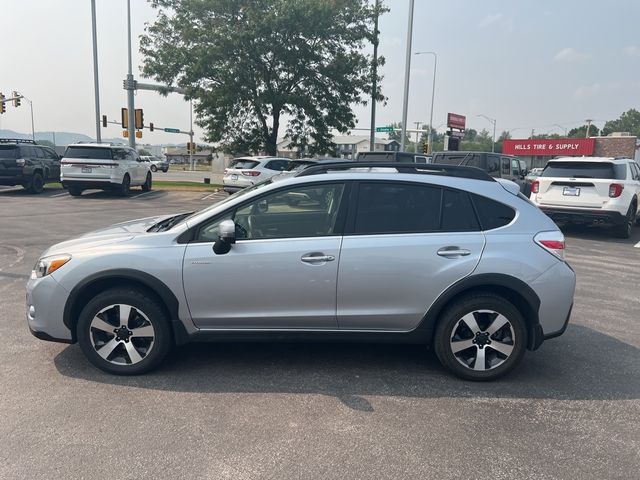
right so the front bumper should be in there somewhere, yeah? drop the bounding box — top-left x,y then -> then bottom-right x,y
539,206 -> 627,226
26,273 -> 74,343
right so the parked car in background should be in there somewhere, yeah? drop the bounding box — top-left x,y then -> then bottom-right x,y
0,139 -> 61,193
531,156 -> 640,238
273,157 -> 351,181
357,151 -> 431,163
140,155 -> 169,173
526,167 -> 544,182
432,151 -> 531,194
27,161 -> 575,381
223,156 -> 291,193
60,143 -> 152,197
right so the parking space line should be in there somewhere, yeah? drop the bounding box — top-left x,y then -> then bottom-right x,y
201,192 -> 219,200
132,191 -> 159,199
50,192 -> 68,198
635,241 -> 640,248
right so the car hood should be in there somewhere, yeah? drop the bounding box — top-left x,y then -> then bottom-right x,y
41,214 -> 173,257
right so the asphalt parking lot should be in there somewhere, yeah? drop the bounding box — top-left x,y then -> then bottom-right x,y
1,186 -> 639,479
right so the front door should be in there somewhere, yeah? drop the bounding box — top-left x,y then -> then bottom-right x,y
337,181 -> 485,331
182,182 -> 348,329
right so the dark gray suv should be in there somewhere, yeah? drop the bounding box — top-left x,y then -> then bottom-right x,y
0,139 -> 61,193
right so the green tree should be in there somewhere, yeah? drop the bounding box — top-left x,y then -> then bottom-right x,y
567,124 -> 600,138
601,109 -> 640,137
141,0 -> 383,156
387,121 -> 412,147
137,148 -> 152,156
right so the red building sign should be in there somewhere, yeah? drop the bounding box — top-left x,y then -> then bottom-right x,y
502,138 -> 595,156
447,113 -> 466,130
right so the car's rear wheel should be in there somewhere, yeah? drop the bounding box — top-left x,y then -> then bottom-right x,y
150,165 -> 157,172
141,172 -> 152,192
119,174 -> 131,196
68,187 -> 83,197
26,172 -> 44,194
614,203 -> 634,239
76,288 -> 172,375
434,293 -> 527,381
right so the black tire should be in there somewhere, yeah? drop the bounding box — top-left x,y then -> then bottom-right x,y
150,165 -> 158,172
68,187 -> 83,197
119,174 -> 131,196
76,288 -> 172,375
434,293 -> 527,381
613,203 -> 634,239
141,172 -> 152,192
26,172 -> 45,194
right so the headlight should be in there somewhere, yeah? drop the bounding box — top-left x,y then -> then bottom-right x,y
33,254 -> 72,278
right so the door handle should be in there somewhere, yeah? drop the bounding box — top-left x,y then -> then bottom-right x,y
437,247 -> 471,257
301,253 -> 335,263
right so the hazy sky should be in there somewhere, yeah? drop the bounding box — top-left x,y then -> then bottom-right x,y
1,0 -> 639,144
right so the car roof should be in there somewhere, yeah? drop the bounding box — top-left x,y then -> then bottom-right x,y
548,156 -> 631,164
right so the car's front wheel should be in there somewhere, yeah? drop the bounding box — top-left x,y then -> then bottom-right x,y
76,288 -> 172,375
434,293 -> 527,381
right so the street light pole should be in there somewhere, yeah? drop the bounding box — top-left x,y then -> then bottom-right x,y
477,114 -> 497,153
553,124 -> 568,136
415,51 -> 437,153
126,0 -> 136,148
369,0 -> 380,151
90,0 -> 102,143
400,0 -> 415,151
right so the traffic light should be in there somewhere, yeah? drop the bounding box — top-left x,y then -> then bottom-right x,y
423,141 -> 428,154
134,109 -> 144,130
0,93 -> 5,114
123,130 -> 129,138
12,92 -> 21,107
102,115 -> 107,128
149,122 -> 154,132
186,142 -> 197,154
135,131 -> 142,139
121,108 -> 128,128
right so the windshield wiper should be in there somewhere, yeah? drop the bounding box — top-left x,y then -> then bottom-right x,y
148,212 -> 193,232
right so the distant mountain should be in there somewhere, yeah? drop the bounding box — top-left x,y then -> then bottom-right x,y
0,129 -> 94,145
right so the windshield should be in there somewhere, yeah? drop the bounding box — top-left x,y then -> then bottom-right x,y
0,146 -> 19,159
229,159 -> 260,169
541,161 -> 624,179
178,179 -> 275,226
64,146 -> 113,160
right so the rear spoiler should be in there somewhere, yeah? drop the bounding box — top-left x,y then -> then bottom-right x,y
496,178 -> 520,195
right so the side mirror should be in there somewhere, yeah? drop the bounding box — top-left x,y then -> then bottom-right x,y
213,219 -> 236,255
521,168 -> 528,177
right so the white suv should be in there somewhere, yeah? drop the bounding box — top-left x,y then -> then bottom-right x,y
223,156 -> 291,193
531,156 -> 640,238
61,143 -> 152,197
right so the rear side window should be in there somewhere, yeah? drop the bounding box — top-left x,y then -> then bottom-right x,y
471,194 -> 516,230
0,146 -> 18,159
441,190 -> 480,231
65,147 -> 113,160
229,159 -> 260,169
354,183 -> 441,234
541,161 -> 625,180
486,156 -> 500,176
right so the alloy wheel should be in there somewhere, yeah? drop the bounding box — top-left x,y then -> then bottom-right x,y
89,304 -> 155,365
449,309 -> 516,371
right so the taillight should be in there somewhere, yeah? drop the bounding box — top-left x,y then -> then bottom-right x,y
531,180 -> 539,194
609,183 -> 623,198
242,170 -> 261,177
534,231 -> 565,260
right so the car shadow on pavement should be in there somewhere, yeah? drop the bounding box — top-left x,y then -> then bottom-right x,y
53,324 -> 639,410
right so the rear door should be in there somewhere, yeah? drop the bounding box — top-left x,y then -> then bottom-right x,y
337,181 -> 485,330
0,145 -> 21,177
535,161 -> 622,208
42,147 -> 61,181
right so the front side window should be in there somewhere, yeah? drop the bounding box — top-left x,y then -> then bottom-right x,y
354,182 -> 441,234
196,183 -> 345,242
511,159 -> 520,175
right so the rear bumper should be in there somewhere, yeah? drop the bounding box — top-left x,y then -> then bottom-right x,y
538,207 -> 627,226
223,185 -> 245,193
61,180 -> 118,190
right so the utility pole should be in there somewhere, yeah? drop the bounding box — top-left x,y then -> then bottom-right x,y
478,114 -> 497,153
585,119 -> 593,138
400,0 -> 415,151
415,51 -> 438,153
90,0 -> 102,142
369,0 -> 380,151
125,0 -> 136,147
189,99 -> 194,171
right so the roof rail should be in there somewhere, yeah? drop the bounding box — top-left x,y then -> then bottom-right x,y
0,138 -> 37,144
296,162 -> 495,181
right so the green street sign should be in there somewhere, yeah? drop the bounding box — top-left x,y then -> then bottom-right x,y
375,126 -> 394,133
164,128 -> 181,133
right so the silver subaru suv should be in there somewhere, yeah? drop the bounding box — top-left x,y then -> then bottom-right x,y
26,163 -> 576,381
